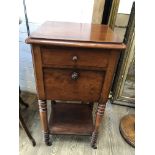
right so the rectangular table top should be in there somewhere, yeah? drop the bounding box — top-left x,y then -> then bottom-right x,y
29,21 -> 122,44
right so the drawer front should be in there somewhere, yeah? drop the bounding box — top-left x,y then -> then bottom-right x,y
43,68 -> 105,101
41,46 -> 109,68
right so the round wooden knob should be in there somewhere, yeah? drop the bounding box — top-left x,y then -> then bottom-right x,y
72,56 -> 78,61
71,72 -> 79,80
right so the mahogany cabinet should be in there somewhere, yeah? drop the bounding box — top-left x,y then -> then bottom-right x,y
26,21 -> 125,148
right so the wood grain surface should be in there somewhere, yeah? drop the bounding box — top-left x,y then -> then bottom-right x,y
49,102 -> 93,135
119,114 -> 135,147
31,45 -> 45,99
41,46 -> 110,68
28,21 -> 122,43
26,38 -> 126,49
43,68 -> 105,101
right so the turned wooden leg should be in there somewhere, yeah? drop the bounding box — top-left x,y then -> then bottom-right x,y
91,103 -> 106,149
38,100 -> 52,146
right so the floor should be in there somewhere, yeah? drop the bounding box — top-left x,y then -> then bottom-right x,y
19,92 -> 135,155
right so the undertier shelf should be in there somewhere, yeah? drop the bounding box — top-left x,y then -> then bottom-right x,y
49,102 -> 94,135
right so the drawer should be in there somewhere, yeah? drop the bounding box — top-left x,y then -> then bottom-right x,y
41,46 -> 109,68
43,68 -> 105,101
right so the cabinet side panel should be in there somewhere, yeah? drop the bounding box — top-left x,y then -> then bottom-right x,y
100,50 -> 120,103
31,45 -> 45,99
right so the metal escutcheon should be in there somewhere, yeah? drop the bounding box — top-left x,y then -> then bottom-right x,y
71,72 -> 79,80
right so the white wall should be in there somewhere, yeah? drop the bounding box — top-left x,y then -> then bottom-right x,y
118,0 -> 134,14
20,0 -> 94,24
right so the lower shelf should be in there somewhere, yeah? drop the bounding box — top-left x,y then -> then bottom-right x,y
49,102 -> 94,135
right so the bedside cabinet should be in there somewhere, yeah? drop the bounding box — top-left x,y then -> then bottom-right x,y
26,21 -> 125,148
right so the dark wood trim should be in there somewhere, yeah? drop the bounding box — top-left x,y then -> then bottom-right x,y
26,38 -> 126,50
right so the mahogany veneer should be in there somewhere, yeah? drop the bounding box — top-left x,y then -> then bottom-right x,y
41,46 -> 109,68
44,68 -> 104,101
26,21 -> 125,148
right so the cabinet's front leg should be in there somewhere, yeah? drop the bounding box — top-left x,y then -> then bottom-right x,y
38,100 -> 52,146
91,103 -> 106,149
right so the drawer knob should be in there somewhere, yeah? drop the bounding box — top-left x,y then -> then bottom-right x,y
72,56 -> 78,61
71,72 -> 79,80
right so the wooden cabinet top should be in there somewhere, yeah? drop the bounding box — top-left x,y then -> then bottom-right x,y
26,21 -> 125,49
